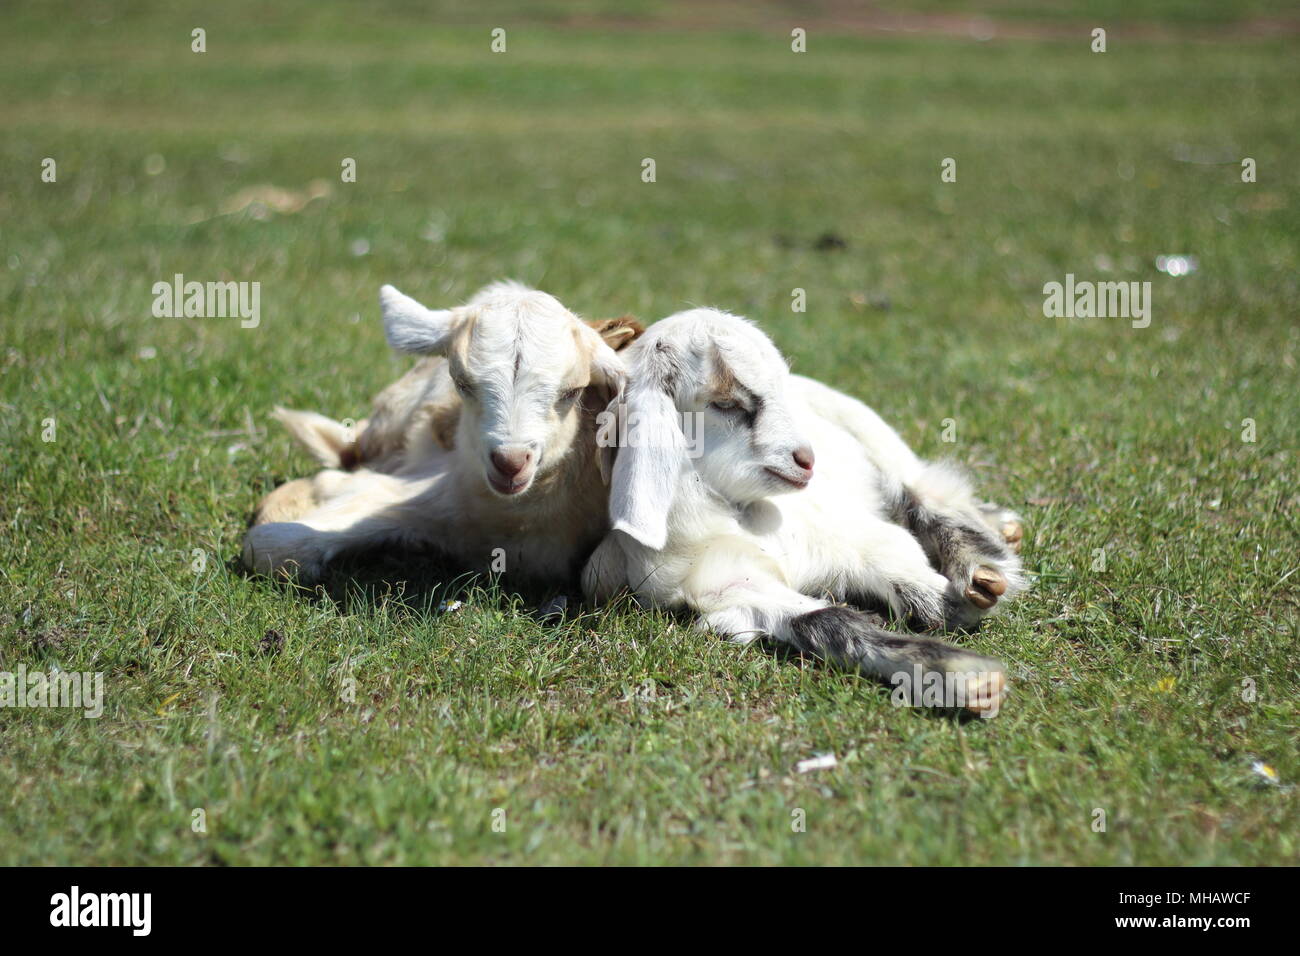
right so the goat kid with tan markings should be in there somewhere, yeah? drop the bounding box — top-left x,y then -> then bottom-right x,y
242,281 -> 640,584
583,308 -> 1025,715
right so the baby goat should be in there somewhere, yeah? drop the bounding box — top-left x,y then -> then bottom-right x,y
241,281 -> 635,585
582,309 -> 1024,713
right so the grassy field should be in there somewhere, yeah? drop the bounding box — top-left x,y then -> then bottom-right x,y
1,0 -> 1297,865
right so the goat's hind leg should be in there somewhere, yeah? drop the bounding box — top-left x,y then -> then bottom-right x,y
686,545 -> 1006,715
902,500 -> 1024,629
251,469 -> 354,526
976,500 -> 1024,553
785,605 -> 1006,716
881,467 -> 1025,628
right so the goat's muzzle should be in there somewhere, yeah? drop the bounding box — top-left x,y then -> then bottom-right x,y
765,445 -> 815,489
487,445 -> 537,496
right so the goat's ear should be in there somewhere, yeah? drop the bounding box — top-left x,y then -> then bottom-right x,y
589,338 -> 627,402
586,315 -> 644,352
595,394 -> 619,487
608,378 -> 683,551
587,338 -> 628,486
380,285 -> 457,355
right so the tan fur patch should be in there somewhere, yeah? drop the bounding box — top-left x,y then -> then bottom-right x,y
588,315 -> 643,351
252,477 -> 319,525
430,395 -> 460,450
707,344 -> 739,399
447,310 -> 477,370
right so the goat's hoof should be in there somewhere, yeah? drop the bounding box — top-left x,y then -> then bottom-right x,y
965,566 -> 1007,610
962,669 -> 1007,717
1000,520 -> 1023,553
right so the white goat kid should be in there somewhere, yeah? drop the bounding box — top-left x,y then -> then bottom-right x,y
241,281 -> 628,584
582,309 -> 1024,713
789,374 -> 1026,612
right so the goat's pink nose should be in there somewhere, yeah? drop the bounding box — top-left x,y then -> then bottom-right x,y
792,446 -> 815,473
490,447 -> 534,479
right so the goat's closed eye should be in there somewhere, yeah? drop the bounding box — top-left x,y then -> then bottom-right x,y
452,375 -> 474,396
557,386 -> 583,406
709,399 -> 741,413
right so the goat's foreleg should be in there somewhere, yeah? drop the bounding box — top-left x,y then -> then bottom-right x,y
581,534 -> 630,605
241,470 -> 441,582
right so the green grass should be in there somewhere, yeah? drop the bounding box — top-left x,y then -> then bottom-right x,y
1,0 -> 1297,865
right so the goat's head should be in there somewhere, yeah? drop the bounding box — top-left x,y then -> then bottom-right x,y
608,308 -> 815,549
381,281 -> 628,497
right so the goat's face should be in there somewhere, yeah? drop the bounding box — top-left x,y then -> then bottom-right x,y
608,309 -> 815,550
381,282 -> 626,498
688,333 -> 815,504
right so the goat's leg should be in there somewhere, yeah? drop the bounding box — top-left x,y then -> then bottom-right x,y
894,460 -> 1026,558
685,545 -> 1006,716
251,469 -> 355,526
241,470 -> 441,583
841,517 -> 963,631
976,500 -> 1024,553
252,477 -> 319,526
785,605 -> 1007,716
890,487 -> 1025,629
792,374 -> 1025,582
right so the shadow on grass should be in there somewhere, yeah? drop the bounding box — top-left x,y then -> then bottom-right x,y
230,537 -> 993,723
228,542 -> 581,623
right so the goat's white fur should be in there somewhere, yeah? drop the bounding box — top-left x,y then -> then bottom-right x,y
241,281 -> 628,584
270,406 -> 358,468
582,308 -> 1024,697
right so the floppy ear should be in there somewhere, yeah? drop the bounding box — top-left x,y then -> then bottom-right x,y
609,376 -> 685,551
380,285 -> 457,355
